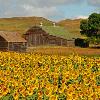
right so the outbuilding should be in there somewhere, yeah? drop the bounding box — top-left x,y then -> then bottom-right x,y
0,31 -> 27,51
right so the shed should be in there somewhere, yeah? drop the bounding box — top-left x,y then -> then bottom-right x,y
0,31 -> 27,51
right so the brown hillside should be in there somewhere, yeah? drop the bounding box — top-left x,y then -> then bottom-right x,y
57,19 -> 82,34
0,17 -> 83,37
0,17 -> 54,34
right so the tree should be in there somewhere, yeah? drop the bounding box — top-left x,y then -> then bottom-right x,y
80,13 -> 100,37
80,19 -> 88,36
88,13 -> 100,36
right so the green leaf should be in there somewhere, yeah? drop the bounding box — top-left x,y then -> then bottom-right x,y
77,74 -> 83,83
96,75 -> 100,86
18,94 -> 25,100
42,94 -> 49,100
65,79 -> 74,86
26,92 -> 38,100
57,93 -> 67,100
50,66 -> 55,72
0,93 -> 14,100
74,64 -> 78,69
48,77 -> 54,84
91,66 -> 98,72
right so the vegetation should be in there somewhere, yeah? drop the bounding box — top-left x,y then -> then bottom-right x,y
0,17 -> 53,34
58,19 -> 81,35
0,52 -> 100,100
75,38 -> 89,48
80,13 -> 100,37
80,20 -> 88,35
0,17 -> 82,36
0,17 -> 83,40
27,46 -> 100,56
42,26 -> 82,40
80,13 -> 100,45
88,36 -> 100,45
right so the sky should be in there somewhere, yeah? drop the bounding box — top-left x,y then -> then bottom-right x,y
0,0 -> 100,21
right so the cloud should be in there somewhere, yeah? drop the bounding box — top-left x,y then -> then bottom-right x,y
22,5 -> 63,19
0,0 -> 81,8
75,15 -> 88,19
16,0 -> 81,7
88,0 -> 100,7
0,0 -> 80,20
0,0 -> 99,21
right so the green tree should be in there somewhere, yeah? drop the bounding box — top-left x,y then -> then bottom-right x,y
88,13 -> 100,36
80,19 -> 88,36
80,13 -> 100,37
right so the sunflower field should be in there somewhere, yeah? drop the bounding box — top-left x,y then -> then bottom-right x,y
0,52 -> 100,100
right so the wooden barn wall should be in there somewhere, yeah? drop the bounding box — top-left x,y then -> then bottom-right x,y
24,27 -> 75,47
25,33 -> 48,46
0,36 -> 8,50
8,42 -> 27,51
25,33 -> 75,47
47,35 -> 68,46
61,39 -> 68,46
67,40 -> 75,47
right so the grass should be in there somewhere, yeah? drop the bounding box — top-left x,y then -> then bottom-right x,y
27,46 -> 100,56
58,19 -> 82,35
0,17 -> 85,39
0,16 -> 85,41
42,26 -> 82,39
0,17 -> 53,34
0,17 -> 83,36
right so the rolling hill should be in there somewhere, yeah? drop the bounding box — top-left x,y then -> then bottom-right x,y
57,19 -> 82,35
0,17 -> 83,37
0,17 -> 54,34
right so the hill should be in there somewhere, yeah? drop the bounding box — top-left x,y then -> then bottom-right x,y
0,17 -> 84,38
0,17 -> 54,34
57,19 -> 82,35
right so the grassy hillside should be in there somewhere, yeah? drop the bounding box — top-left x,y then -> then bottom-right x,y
58,19 -> 82,35
0,17 -> 54,34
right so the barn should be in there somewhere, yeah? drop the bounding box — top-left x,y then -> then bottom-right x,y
0,31 -> 27,51
24,26 -> 48,46
24,26 -> 82,47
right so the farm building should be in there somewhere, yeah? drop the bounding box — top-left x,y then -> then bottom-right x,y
24,26 -> 82,47
0,31 -> 27,51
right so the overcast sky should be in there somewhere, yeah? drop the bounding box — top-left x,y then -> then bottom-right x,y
0,0 -> 100,21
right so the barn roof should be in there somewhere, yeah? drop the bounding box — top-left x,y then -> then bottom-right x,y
42,26 -> 83,40
0,31 -> 27,42
25,26 -> 48,35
